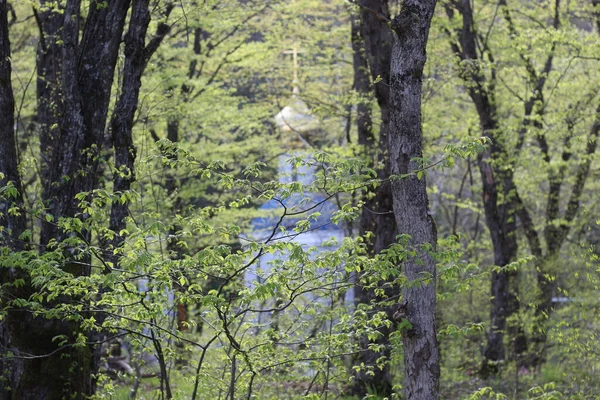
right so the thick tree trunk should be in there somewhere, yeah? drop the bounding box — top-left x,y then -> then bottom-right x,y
478,148 -> 520,372
40,0 -> 130,247
355,0 -> 396,256
389,1 -> 439,398
4,1 -> 131,397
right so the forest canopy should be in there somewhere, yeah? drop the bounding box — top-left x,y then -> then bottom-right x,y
1,0 -> 599,399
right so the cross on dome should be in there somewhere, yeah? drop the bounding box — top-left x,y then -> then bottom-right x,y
282,43 -> 303,95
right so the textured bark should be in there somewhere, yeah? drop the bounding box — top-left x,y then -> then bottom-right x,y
389,1 -> 439,398
4,1 -> 132,397
40,0 -> 131,247
36,1 -> 64,188
351,1 -> 397,396
357,0 -> 396,259
106,2 -> 150,265
107,0 -> 171,266
352,16 -> 374,150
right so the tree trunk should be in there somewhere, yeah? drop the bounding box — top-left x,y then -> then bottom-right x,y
40,0 -> 130,247
162,23 -> 201,333
107,0 -> 171,266
444,0 -> 523,374
0,0 -> 26,249
3,1 -> 132,397
389,1 -> 439,398
165,118 -> 188,332
355,0 -> 397,272
0,3 -> 28,397
36,1 -> 64,189
351,1 -> 397,396
106,3 -> 150,263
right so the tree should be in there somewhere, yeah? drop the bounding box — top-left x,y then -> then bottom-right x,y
389,0 -> 440,398
3,1 -> 361,397
4,0 -> 600,398
444,0 -> 600,372
0,1 -> 170,397
0,3 -> 28,397
350,0 -> 397,396
0,1 -> 26,251
443,0 -> 523,373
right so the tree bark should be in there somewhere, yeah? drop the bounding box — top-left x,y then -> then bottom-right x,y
4,1 -> 132,397
358,0 -> 396,259
40,0 -> 131,247
389,1 -> 439,398
107,0 -> 171,266
161,23 -> 201,332
36,1 -> 64,189
351,1 -> 397,396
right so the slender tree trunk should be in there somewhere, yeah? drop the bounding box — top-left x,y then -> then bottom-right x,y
36,1 -> 63,189
352,17 -> 374,151
389,1 -> 439,398
444,0 -> 523,374
107,0 -> 171,266
351,1 -> 397,396
164,118 -> 189,332
162,24 -> 200,332
525,108 -> 600,367
0,1 -> 26,249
